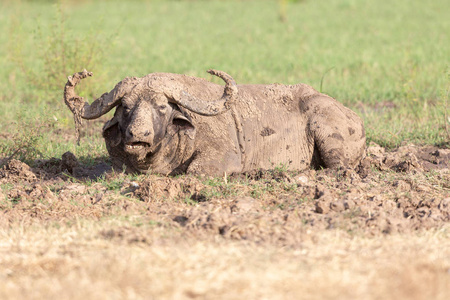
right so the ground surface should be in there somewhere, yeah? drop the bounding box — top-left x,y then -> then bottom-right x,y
0,144 -> 449,299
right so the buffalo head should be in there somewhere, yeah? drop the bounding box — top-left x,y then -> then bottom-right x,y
64,69 -> 238,173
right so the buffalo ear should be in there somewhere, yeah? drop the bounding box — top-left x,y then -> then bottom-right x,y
102,115 -> 122,147
170,109 -> 195,140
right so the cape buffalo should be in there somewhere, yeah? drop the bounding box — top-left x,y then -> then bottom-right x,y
64,69 -> 366,176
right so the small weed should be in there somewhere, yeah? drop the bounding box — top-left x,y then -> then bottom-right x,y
251,183 -> 274,199
202,177 -> 226,187
251,189 -> 262,199
0,115 -> 53,166
282,182 -> 298,192
1,183 -> 14,191
103,178 -> 124,191
195,188 -> 223,202
182,195 -> 197,206
271,162 -> 289,173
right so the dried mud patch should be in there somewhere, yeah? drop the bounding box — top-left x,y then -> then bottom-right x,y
1,144 -> 449,245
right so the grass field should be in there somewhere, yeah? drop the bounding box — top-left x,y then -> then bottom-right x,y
0,0 -> 449,299
0,0 -> 449,158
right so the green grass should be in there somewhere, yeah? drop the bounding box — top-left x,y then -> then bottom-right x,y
0,0 -> 449,162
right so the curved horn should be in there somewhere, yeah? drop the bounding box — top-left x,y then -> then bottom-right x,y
64,69 -> 125,120
64,69 -> 129,144
166,69 -> 238,116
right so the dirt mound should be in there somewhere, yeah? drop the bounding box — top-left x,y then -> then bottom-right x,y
0,159 -> 37,183
0,144 -> 448,245
361,143 -> 450,173
0,152 -> 112,183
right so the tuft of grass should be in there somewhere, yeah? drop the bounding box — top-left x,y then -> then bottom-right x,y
0,115 -> 53,167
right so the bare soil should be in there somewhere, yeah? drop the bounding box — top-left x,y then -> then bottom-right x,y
0,143 -> 449,299
1,143 -> 449,238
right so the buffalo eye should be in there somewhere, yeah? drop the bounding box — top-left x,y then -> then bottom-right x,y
122,104 -> 131,112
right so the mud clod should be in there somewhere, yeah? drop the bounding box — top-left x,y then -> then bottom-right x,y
61,151 -> 80,173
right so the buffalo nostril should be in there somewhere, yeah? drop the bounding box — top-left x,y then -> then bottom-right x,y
126,129 -> 134,138
144,130 -> 151,137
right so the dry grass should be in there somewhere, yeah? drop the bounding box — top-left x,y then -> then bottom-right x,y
1,218 -> 449,300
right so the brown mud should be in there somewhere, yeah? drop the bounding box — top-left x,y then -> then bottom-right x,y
0,143 -> 449,246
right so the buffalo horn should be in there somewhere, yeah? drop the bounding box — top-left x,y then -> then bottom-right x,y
64,69 -> 124,120
167,69 -> 238,116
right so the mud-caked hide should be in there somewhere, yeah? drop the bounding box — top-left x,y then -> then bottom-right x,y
64,70 -> 366,175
